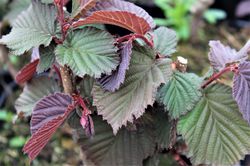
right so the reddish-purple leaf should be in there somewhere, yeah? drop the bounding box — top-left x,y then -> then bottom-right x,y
84,115 -> 95,137
89,0 -> 155,29
236,0 -> 250,17
23,93 -> 74,161
72,11 -> 151,35
233,61 -> 250,124
208,40 -> 250,71
31,93 -> 73,134
15,59 -> 39,84
98,41 -> 133,92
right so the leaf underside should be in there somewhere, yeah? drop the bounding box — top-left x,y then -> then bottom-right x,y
93,45 -> 172,134
72,11 -> 151,35
89,0 -> 155,29
0,0 -> 57,55
23,93 -> 73,161
73,116 -> 155,166
31,93 -> 73,134
208,40 -> 249,72
158,72 -> 202,119
97,40 -> 133,92
233,61 -> 250,124
15,59 -> 39,84
55,27 -> 120,78
15,76 -> 60,117
178,83 -> 250,165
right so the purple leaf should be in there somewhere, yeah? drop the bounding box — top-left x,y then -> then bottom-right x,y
89,0 -> 155,29
23,93 -> 75,161
31,93 -> 73,134
208,40 -> 250,71
236,0 -> 250,17
85,115 -> 95,137
97,40 -> 133,92
233,61 -> 250,124
15,59 -> 39,85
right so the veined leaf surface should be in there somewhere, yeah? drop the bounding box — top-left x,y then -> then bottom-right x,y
93,45 -> 172,134
178,84 -> 250,165
55,27 -> 119,78
0,0 -> 57,55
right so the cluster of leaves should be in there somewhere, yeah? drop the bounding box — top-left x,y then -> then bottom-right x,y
1,0 -> 250,165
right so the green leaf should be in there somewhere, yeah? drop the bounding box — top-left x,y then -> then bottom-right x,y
154,109 -> 172,149
0,110 -> 14,122
158,72 -> 202,119
93,45 -> 172,134
203,9 -> 227,24
153,27 -> 178,57
55,27 -> 119,78
73,116 -> 155,166
79,76 -> 95,98
37,44 -> 55,73
143,154 -> 179,166
15,76 -> 60,117
0,0 -> 8,19
9,136 -> 26,148
178,84 -> 250,165
0,0 -> 57,55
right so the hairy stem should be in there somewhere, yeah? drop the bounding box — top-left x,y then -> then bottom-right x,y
54,0 -> 76,95
59,66 -> 75,94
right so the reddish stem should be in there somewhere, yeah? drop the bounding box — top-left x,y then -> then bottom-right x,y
116,33 -> 154,48
201,64 -> 238,89
55,0 -> 67,42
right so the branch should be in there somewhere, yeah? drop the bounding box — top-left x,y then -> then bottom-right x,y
54,0 -> 76,95
59,65 -> 75,95
201,64 -> 238,89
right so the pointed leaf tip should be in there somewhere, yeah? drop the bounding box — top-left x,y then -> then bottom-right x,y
23,93 -> 74,161
15,59 -> 39,84
158,72 -> 202,119
98,41 -> 133,92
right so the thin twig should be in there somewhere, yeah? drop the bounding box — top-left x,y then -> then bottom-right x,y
201,64 -> 238,89
116,33 -> 154,48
